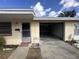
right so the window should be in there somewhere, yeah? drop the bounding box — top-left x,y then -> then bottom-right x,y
75,24 -> 79,35
0,22 -> 12,35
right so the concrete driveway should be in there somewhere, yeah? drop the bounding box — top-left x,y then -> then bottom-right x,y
40,37 -> 79,59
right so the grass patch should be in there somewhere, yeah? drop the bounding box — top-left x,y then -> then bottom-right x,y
0,47 -> 16,59
0,36 -> 6,51
0,50 -> 13,59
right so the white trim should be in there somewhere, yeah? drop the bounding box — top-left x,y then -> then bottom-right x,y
0,9 -> 34,15
0,9 -> 33,11
34,17 -> 79,21
0,11 -> 33,14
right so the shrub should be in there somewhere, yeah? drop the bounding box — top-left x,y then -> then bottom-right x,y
0,36 -> 6,51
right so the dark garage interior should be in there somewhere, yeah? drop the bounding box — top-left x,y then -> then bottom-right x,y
40,22 -> 64,40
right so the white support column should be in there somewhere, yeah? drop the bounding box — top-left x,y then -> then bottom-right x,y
64,22 -> 75,41
30,21 -> 40,43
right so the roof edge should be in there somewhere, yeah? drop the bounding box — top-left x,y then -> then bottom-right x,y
0,8 -> 33,11
0,8 -> 34,15
34,17 -> 79,20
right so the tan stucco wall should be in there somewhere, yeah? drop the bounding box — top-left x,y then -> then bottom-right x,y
4,22 -> 22,45
4,21 -> 40,45
64,21 -> 75,41
30,21 -> 40,43
3,20 -> 76,45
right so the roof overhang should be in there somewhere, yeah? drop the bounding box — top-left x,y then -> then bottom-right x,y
0,9 -> 34,22
34,17 -> 79,21
0,9 -> 79,22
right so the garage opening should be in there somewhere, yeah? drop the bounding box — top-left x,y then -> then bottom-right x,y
40,22 -> 64,40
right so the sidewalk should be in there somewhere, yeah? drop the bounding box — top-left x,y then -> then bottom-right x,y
8,46 -> 29,59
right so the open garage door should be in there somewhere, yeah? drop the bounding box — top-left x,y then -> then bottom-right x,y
40,22 -> 64,40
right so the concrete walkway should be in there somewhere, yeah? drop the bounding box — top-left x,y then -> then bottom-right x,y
8,46 -> 29,59
40,37 -> 79,59
8,37 -> 79,59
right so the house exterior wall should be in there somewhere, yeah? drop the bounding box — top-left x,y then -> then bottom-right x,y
3,20 -> 40,45
3,20 -> 77,45
4,22 -> 22,45
30,21 -> 40,43
64,21 -> 75,41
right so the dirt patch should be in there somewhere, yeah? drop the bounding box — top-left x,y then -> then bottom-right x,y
26,48 -> 42,59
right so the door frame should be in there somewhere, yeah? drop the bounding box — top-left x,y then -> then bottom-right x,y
22,22 -> 31,42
